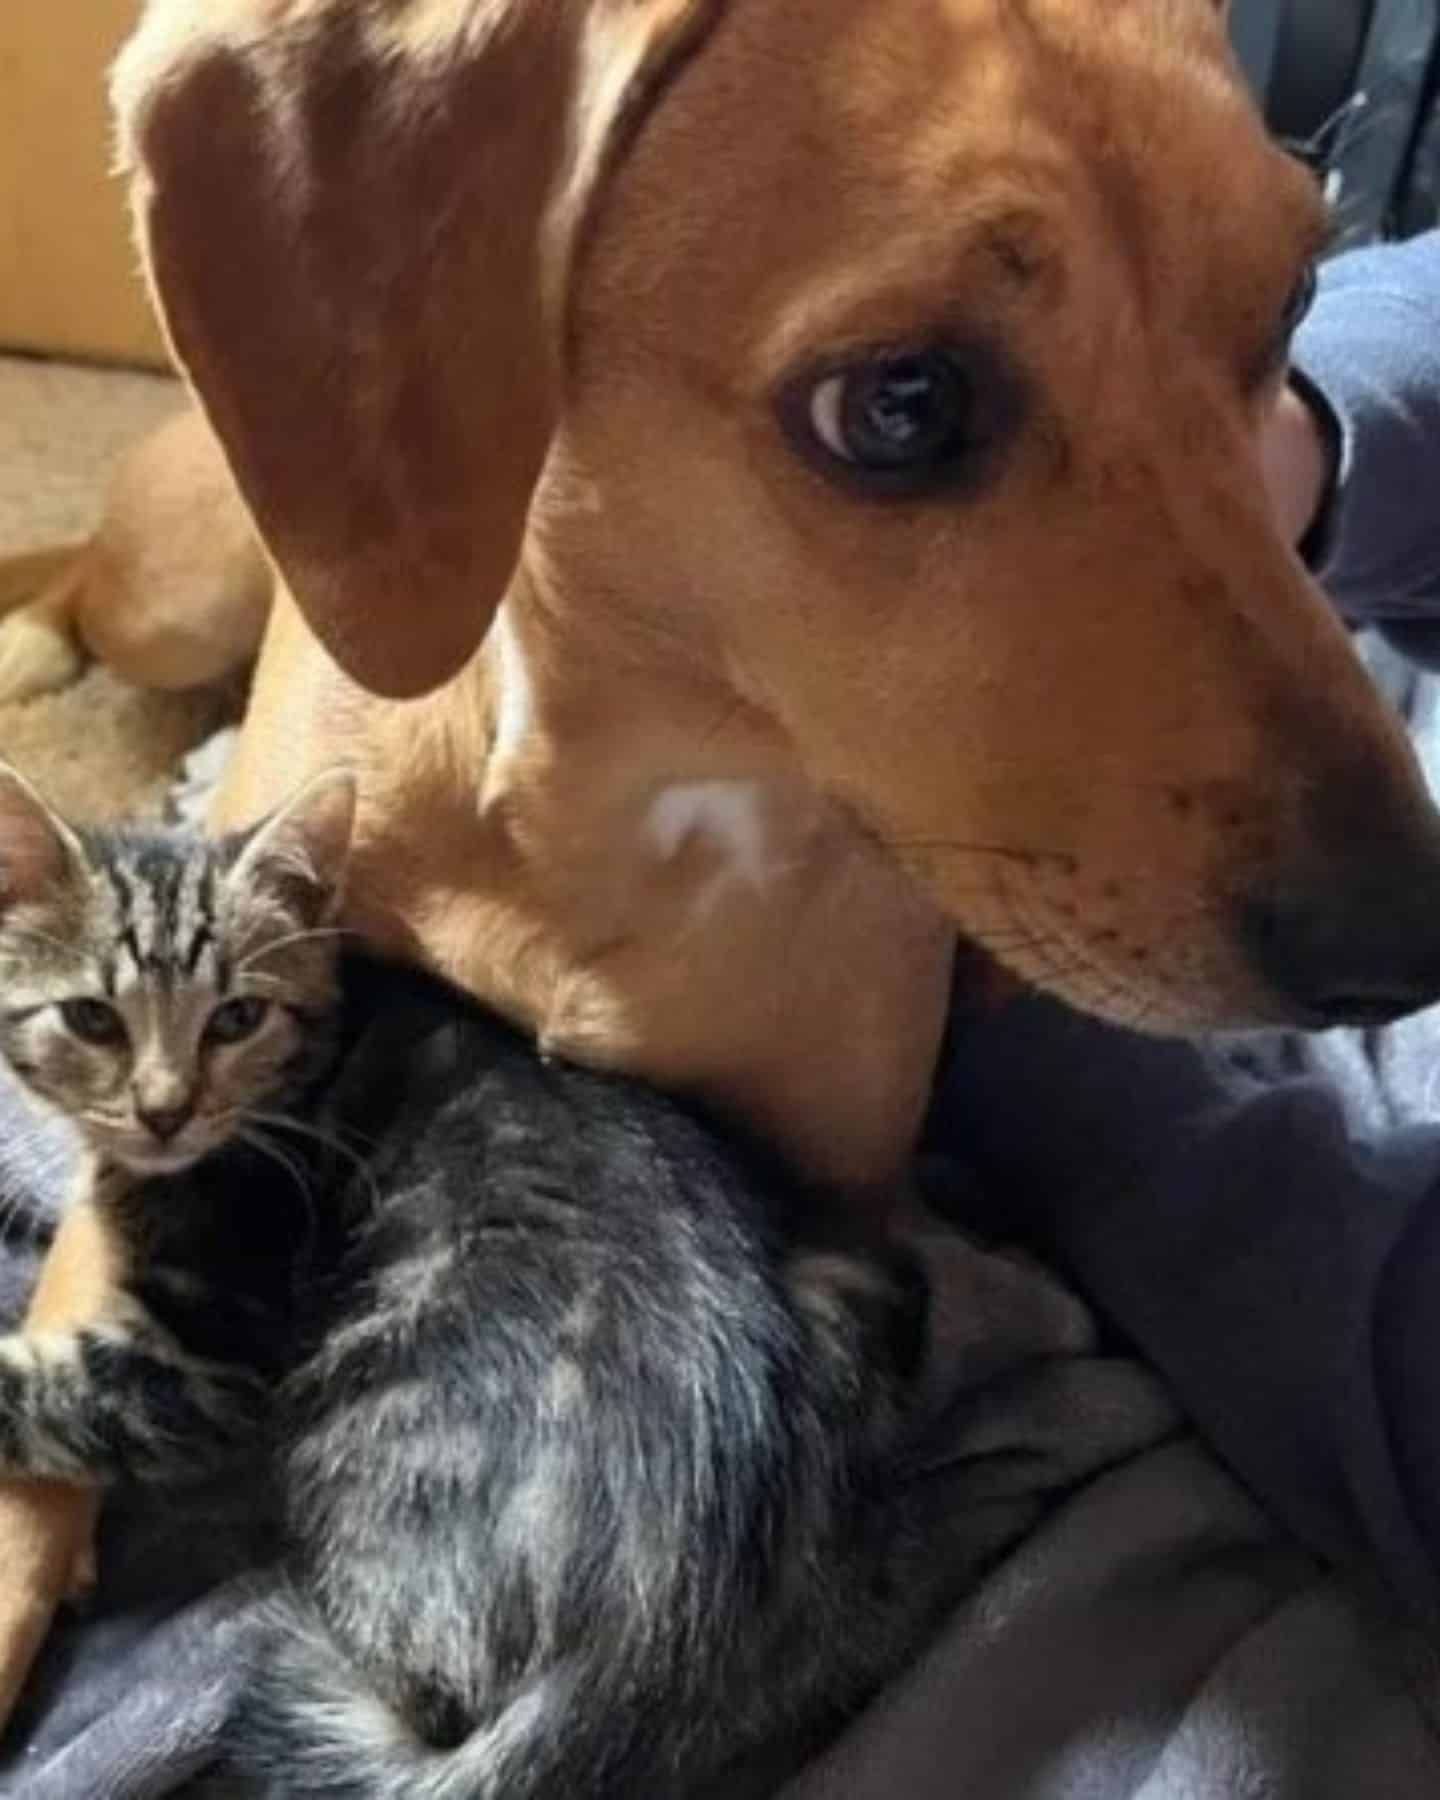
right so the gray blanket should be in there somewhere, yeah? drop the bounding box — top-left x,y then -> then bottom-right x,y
5,1135 -> 1439,1799
5,660 -> 1440,1796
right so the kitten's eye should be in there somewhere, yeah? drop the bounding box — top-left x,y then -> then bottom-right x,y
58,999 -> 126,1047
205,997 -> 271,1045
780,344 -> 1023,498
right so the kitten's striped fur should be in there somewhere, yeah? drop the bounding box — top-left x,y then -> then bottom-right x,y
0,767 -> 351,1489
0,764 -> 956,1799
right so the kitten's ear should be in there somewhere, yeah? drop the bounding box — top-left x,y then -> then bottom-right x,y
227,770 -> 357,922
0,764 -> 88,911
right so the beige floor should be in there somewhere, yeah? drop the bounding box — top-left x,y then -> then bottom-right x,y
0,353 -> 230,823
0,353 -> 181,554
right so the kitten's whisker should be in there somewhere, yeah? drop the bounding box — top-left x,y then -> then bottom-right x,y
0,1187 -> 45,1246
235,1124 -> 321,1252
246,1110 -> 378,1157
238,926 -> 359,973
246,1111 -> 381,1211
77,1110 -> 129,1132
0,925 -> 85,961
237,1126 -> 310,1196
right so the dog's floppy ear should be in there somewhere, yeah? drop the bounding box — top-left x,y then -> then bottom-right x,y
112,0 -> 718,698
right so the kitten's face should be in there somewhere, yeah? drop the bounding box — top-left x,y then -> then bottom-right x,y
0,772 -> 354,1176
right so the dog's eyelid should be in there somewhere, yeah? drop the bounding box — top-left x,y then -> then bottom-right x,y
1282,259 -> 1319,330
775,339 -> 1027,501
1247,258 -> 1319,390
808,375 -> 851,462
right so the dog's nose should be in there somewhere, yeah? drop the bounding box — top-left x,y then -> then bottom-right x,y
137,1102 -> 194,1144
1242,877 -> 1440,1027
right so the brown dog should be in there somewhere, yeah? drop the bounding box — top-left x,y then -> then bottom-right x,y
3,0 -> 1440,1732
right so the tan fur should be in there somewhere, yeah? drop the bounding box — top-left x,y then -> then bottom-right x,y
111,0 -> 1436,1180
4,0 -> 1440,1723
0,549 -> 80,620
0,1202 -> 116,1724
0,540 -> 237,825
0,412 -> 267,705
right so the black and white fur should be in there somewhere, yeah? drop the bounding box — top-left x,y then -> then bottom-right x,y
0,765 -> 954,1798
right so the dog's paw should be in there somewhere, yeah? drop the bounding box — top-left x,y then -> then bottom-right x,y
0,604 -> 83,704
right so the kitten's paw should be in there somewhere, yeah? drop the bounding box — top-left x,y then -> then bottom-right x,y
191,1364 -> 271,1442
0,603 -> 83,704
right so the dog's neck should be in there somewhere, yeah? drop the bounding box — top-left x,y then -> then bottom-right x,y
216,566 -> 954,1194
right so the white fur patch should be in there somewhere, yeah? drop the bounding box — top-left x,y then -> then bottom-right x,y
490,606 -> 534,761
645,782 -> 771,892
493,1466 -> 573,1572
0,1335 -> 42,1375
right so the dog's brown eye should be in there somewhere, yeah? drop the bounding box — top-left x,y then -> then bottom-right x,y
205,997 -> 270,1045
811,354 -> 971,467
59,998 -> 127,1047
783,345 -> 1022,497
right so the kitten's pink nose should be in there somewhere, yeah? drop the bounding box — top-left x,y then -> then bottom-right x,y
137,1101 -> 194,1143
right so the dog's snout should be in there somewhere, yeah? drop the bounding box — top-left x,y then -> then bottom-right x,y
1242,870 -> 1440,1028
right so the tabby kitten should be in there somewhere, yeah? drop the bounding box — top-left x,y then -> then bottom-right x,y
0,763 -> 951,1799
0,763 -> 354,1483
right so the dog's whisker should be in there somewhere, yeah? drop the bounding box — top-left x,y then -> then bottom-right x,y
693,695 -> 753,755
983,859 -> 1141,1006
963,925 -> 1063,948
889,836 -> 1079,870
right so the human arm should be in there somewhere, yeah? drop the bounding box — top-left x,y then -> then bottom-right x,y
1266,229 -> 1440,631
930,994 -> 1440,1625
935,227 -> 1440,1617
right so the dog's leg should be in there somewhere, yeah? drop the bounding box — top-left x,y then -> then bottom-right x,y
0,547 -> 94,706
0,549 -> 84,620
0,411 -> 270,705
0,566 -> 88,706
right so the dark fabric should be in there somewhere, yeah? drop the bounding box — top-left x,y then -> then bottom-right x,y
1232,0 -> 1440,251
6,1066 -> 1440,1800
1297,232 -> 1440,626
1234,0 -> 1375,156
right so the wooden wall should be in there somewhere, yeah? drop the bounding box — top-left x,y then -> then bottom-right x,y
0,0 -> 168,367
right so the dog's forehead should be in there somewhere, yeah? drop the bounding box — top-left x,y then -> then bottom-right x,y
584,0 -> 1317,363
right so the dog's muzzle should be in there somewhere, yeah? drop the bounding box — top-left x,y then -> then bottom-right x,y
1241,827 -> 1440,1028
